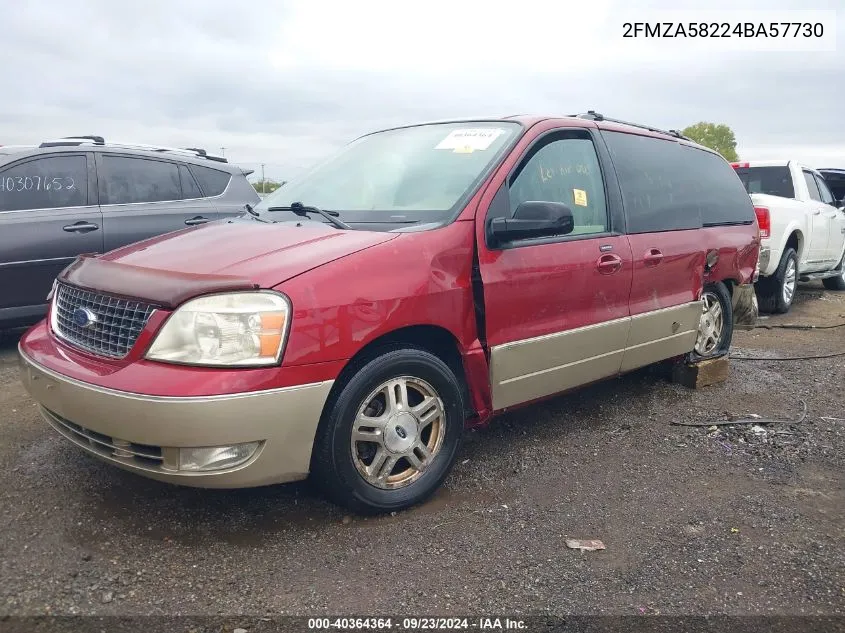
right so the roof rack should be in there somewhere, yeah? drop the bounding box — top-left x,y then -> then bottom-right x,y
37,137 -> 228,163
569,111 -> 692,141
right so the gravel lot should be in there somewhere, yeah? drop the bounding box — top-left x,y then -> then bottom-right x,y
1,284 -> 843,618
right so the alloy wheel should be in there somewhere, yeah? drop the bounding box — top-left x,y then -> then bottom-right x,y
782,257 -> 797,306
350,376 -> 446,490
695,292 -> 724,356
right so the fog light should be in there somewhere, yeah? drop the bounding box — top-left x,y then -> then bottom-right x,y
178,442 -> 260,472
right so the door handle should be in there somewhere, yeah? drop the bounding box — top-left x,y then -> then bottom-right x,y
643,248 -> 664,266
184,216 -> 210,226
596,253 -> 623,275
62,222 -> 99,233
812,210 -> 821,215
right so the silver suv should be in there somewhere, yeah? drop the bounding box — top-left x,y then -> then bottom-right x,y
0,136 -> 260,328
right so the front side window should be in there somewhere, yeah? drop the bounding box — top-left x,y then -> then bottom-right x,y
804,171 -> 822,202
99,155 -> 181,205
814,174 -> 835,205
508,134 -> 608,235
255,122 -> 520,227
0,155 -> 88,211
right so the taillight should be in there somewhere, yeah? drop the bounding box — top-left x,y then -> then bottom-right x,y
754,206 -> 770,239
731,162 -> 750,169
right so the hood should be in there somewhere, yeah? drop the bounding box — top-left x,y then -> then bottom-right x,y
63,219 -> 397,307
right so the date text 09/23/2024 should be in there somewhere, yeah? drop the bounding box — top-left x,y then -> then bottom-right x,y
307,617 -> 527,630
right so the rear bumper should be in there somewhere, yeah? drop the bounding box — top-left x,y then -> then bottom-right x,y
19,347 -> 333,488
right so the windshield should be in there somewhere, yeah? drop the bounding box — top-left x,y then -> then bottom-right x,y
255,121 -> 520,226
734,166 -> 795,199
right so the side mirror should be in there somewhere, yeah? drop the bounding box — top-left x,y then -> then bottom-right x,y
836,198 -> 845,210
487,201 -> 574,246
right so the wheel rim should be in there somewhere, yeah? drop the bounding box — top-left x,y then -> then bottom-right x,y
782,258 -> 796,305
350,376 -> 446,490
695,292 -> 724,356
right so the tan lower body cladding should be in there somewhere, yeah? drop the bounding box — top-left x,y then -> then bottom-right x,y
489,301 -> 703,410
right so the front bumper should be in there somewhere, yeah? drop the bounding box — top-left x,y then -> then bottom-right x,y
19,348 -> 333,488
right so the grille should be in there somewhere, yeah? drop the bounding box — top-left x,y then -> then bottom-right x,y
42,407 -> 166,470
53,283 -> 156,359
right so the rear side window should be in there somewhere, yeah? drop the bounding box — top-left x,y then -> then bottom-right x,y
602,131 -> 700,233
508,134 -> 608,235
603,131 -> 754,233
100,156 -> 181,204
681,146 -> 756,226
190,165 -> 231,197
803,171 -> 822,201
734,166 -> 794,199
179,164 -> 202,199
0,155 -> 88,211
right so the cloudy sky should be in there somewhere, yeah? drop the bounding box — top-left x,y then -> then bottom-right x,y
3,0 -> 842,181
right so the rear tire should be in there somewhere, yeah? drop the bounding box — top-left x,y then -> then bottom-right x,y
756,247 -> 798,314
689,282 -> 733,362
311,347 -> 464,515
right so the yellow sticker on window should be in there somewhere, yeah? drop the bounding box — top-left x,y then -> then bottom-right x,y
573,189 -> 588,207
453,145 -> 475,154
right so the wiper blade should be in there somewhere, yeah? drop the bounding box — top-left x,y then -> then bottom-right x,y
266,202 -> 351,230
244,202 -> 271,223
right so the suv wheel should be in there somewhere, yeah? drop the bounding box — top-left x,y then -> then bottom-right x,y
757,247 -> 798,314
690,282 -> 733,361
311,347 -> 464,514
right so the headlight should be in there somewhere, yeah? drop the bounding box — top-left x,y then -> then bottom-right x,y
145,292 -> 290,367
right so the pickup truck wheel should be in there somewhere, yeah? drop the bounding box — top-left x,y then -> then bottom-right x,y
311,348 -> 464,514
690,282 -> 733,361
757,247 -> 798,314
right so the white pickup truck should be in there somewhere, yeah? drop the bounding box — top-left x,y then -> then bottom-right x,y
732,160 -> 845,313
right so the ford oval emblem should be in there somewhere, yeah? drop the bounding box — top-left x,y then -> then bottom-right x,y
72,307 -> 97,329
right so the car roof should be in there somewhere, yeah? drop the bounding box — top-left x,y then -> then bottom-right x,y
0,143 -> 249,175
367,113 -> 711,150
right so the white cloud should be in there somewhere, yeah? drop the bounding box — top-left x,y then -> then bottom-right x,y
1,0 -> 843,180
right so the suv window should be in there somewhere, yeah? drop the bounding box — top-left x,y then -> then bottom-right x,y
190,165 -> 231,197
602,131 -> 753,233
179,164 -> 202,199
0,155 -> 88,212
682,145 -> 756,226
100,155 -> 181,205
814,174 -> 835,205
602,131 -> 700,233
734,165 -> 795,199
509,134 -> 608,235
803,170 -> 822,202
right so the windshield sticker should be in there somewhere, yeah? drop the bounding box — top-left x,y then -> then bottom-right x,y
435,128 -> 505,153
573,189 -> 588,206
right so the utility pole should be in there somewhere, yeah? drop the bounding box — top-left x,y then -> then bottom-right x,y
219,147 -> 226,157
261,164 -> 266,194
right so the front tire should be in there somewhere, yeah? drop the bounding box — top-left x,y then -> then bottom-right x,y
757,247 -> 798,314
311,347 -> 464,514
689,281 -> 733,361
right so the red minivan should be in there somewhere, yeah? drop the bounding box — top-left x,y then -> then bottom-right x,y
18,114 -> 760,513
